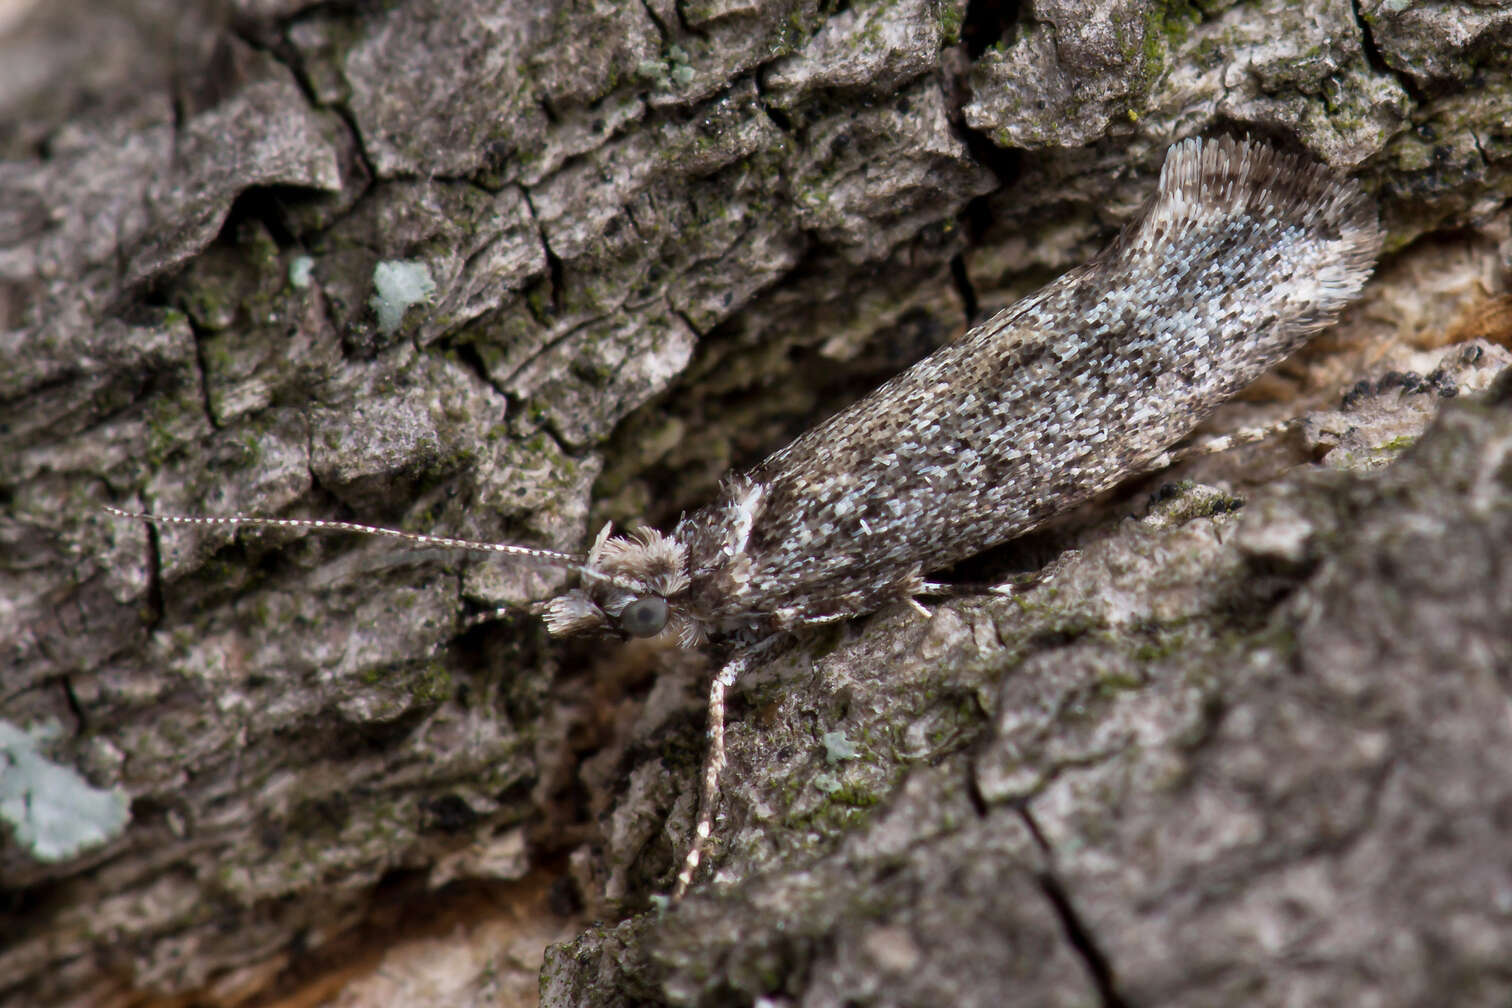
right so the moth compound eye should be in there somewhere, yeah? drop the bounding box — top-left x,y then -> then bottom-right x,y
619,596 -> 669,638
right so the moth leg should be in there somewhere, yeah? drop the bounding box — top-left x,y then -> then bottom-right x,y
672,651 -> 751,901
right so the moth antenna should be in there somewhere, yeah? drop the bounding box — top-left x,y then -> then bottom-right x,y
102,506 -> 635,589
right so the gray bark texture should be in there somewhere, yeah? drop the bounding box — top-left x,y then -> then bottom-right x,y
2,0 -> 1511,1005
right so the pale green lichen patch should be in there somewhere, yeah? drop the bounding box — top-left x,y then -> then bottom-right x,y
812,771 -> 843,794
636,43 -> 697,89
0,720 -> 131,862
369,259 -> 437,334
821,729 -> 859,764
288,254 -> 316,289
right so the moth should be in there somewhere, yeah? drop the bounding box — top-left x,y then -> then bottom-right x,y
108,135 -> 1383,899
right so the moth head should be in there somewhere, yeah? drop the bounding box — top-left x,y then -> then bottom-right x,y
539,522 -> 704,648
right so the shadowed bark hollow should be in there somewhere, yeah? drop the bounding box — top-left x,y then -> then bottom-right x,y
2,0 -> 1511,1006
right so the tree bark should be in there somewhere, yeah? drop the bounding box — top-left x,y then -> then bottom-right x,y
2,0 -> 1511,1005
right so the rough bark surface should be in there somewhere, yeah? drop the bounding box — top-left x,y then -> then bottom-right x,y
1,0 -> 1510,1006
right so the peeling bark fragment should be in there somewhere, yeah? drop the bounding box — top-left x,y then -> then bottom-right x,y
1359,0 -> 1512,89
763,0 -> 948,100
966,0 -> 1155,150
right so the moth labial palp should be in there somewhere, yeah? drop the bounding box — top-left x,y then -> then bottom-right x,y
106,135 -> 1384,903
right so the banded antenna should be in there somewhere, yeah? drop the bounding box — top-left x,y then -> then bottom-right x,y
102,506 -> 640,592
